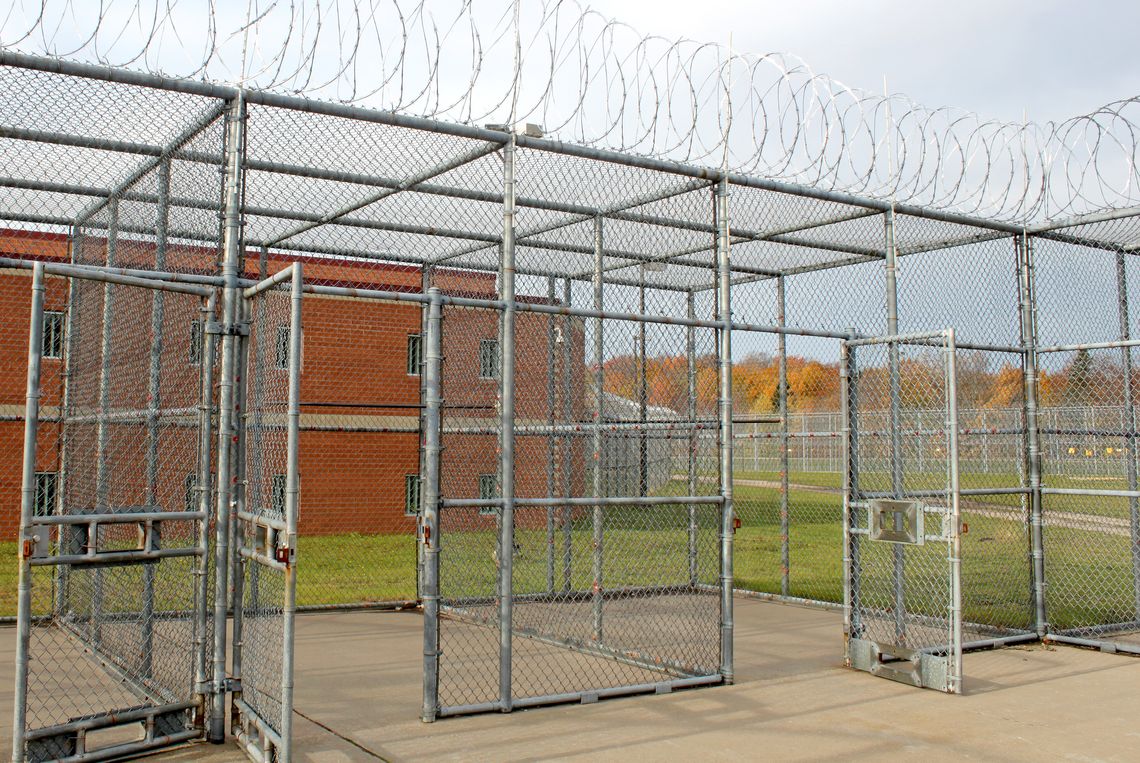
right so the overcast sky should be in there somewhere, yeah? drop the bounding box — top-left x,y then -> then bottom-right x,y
588,0 -> 1140,124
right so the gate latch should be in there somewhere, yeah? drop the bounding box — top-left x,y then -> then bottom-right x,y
22,526 -> 50,559
274,545 -> 295,566
869,499 -> 924,545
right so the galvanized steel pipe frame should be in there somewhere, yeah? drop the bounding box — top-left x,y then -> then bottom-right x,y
497,133 -> 517,713
210,93 -> 247,743
777,275 -> 790,597
686,292 -> 699,585
945,329 -> 964,694
841,327 -> 862,647
91,197 -> 119,655
546,276 -> 558,595
140,158 -> 172,682
561,278 -> 574,595
0,50 -> 1030,242
715,179 -> 734,683
281,265 -> 304,759
1117,253 -> 1140,621
420,288 -> 443,723
884,207 -> 908,645
1016,233 -> 1048,636
11,263 -> 46,763
193,292 -> 219,712
228,294 -> 252,721
591,215 -> 605,644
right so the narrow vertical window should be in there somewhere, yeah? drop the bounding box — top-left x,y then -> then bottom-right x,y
271,474 -> 287,515
479,338 -> 499,380
405,474 -> 422,515
33,472 -> 57,518
42,311 -> 64,359
189,319 -> 203,366
407,334 -> 422,376
276,326 -> 290,369
478,473 -> 498,515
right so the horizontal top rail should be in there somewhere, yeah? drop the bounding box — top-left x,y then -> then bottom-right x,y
1037,338 -> 1140,353
440,495 -> 725,508
32,510 -> 206,526
844,329 -> 952,348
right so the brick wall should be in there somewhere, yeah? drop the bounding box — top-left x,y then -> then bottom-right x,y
0,229 -> 586,539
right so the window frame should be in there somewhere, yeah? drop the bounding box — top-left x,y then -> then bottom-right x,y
33,471 -> 57,518
478,338 -> 500,380
407,334 -> 423,377
405,474 -> 422,516
189,318 -> 204,366
41,310 -> 64,359
477,473 -> 498,515
271,473 -> 288,515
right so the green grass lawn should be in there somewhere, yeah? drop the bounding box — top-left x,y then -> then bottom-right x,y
0,480 -> 1136,634
736,468 -> 1140,517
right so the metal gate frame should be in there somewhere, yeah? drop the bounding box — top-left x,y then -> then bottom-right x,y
12,261 -> 219,762
418,181 -> 737,719
230,264 -> 303,763
842,329 -> 964,694
1036,334 -> 1140,654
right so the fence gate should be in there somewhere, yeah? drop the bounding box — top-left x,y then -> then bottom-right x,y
12,264 -> 218,762
842,330 -> 963,693
230,266 -> 303,762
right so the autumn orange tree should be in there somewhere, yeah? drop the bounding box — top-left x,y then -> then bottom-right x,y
600,347 -> 1124,415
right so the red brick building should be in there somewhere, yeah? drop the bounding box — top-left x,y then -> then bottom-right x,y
0,228 -> 585,539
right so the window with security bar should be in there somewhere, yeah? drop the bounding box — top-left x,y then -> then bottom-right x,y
41,311 -> 64,359
478,473 -> 498,515
189,319 -> 203,366
407,334 -> 422,376
479,338 -> 499,380
405,474 -> 421,515
276,326 -> 290,369
33,472 -> 56,518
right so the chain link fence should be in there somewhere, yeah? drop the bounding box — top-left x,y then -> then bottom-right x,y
0,50 -> 1139,754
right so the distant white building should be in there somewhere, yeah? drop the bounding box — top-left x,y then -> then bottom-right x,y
593,392 -> 685,496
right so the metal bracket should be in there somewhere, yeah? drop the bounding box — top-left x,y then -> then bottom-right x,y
869,499 -> 924,545
847,638 -> 951,692
23,526 -> 50,559
206,320 -> 248,336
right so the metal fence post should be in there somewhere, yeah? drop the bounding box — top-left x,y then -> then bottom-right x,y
228,295 -> 251,729
1117,252 -> 1140,619
715,178 -> 734,683
945,329 -> 964,693
416,265 -> 432,600
210,93 -> 246,742
592,214 -> 605,642
92,197 -> 120,653
843,330 -> 857,638
421,287 -> 443,723
12,262 -> 46,763
141,158 -> 171,680
1017,232 -> 1047,636
777,274 -> 790,598
884,207 -> 907,642
54,230 -> 82,619
193,292 -> 218,711
638,283 -> 648,497
561,278 -> 573,593
686,291 -> 698,584
546,276 -> 557,594
279,264 -> 303,758
498,132 -> 517,713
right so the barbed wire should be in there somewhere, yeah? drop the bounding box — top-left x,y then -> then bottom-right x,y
2,0 -> 1138,223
